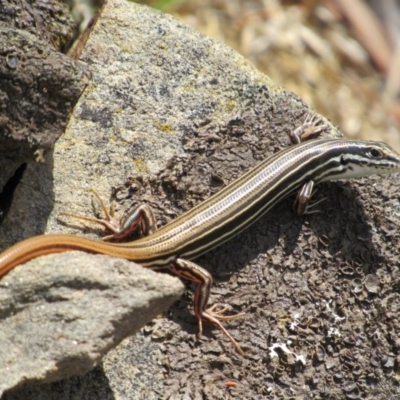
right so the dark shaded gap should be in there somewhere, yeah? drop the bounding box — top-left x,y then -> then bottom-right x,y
0,163 -> 26,223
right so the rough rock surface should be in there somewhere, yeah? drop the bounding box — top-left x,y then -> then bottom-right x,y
0,252 -> 184,395
1,0 -> 400,399
0,0 -> 88,196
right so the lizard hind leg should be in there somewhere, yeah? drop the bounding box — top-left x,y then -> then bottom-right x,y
170,258 -> 245,356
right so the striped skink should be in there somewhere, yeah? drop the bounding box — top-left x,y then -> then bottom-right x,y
1,116 -> 400,356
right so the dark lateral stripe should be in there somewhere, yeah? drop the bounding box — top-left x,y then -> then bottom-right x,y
117,139 -> 400,266
142,153 -> 346,260
179,158 -> 347,259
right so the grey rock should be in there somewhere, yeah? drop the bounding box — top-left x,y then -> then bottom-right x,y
0,251 -> 184,395
0,0 -> 339,397
2,0 -> 399,399
0,26 -> 89,189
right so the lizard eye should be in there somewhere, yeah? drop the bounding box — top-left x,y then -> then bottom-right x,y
369,148 -> 382,158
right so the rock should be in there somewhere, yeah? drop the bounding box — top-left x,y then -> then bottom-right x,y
2,0 -> 399,398
0,24 -> 89,189
0,252 -> 184,395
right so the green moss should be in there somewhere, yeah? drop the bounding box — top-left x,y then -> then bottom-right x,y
154,122 -> 173,134
132,158 -> 147,173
